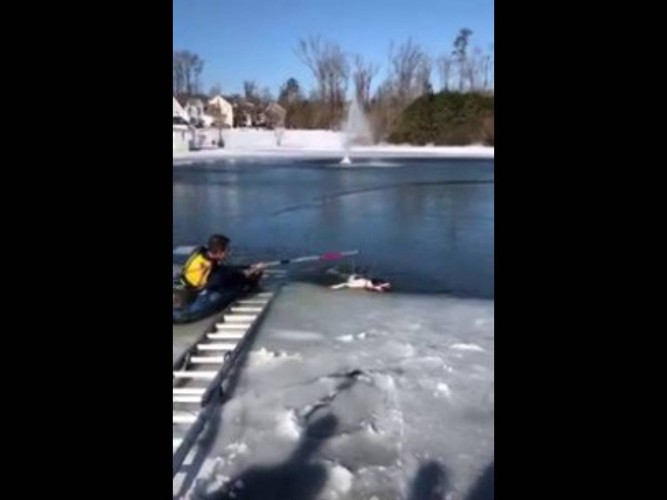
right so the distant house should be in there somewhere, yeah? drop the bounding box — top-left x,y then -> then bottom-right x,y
182,99 -> 206,127
173,98 -> 210,128
173,96 -> 193,152
228,97 -> 253,128
184,99 -> 203,118
208,95 -> 234,128
173,96 -> 189,122
254,111 -> 267,128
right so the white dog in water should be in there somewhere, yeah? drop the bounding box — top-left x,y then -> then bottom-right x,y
330,273 -> 392,292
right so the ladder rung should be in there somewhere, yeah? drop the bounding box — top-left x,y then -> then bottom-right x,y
215,323 -> 251,330
235,300 -> 268,306
189,356 -> 225,363
173,387 -> 206,395
173,395 -> 202,403
207,332 -> 245,340
197,343 -> 236,351
224,314 -> 258,322
230,307 -> 263,313
173,371 -> 217,380
173,412 -> 198,424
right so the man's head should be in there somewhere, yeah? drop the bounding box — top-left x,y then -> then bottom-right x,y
207,234 -> 230,262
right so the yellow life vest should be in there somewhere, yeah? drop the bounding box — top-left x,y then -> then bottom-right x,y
180,247 -> 215,290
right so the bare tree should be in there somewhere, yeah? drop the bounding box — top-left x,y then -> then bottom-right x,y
452,28 -> 473,91
265,103 -> 286,128
295,36 -> 328,100
483,55 -> 491,90
352,55 -> 379,107
389,38 -> 429,104
463,47 -> 493,92
416,56 -> 432,95
295,36 -> 349,128
193,56 -> 204,94
173,53 -> 185,94
173,50 -> 205,95
279,77 -> 302,105
261,87 -> 274,104
484,44 -> 494,91
274,127 -> 285,146
265,102 -> 287,144
209,83 -> 222,97
243,80 -> 258,102
438,56 -> 453,92
368,78 -> 400,142
323,42 -> 349,124
465,47 -> 479,91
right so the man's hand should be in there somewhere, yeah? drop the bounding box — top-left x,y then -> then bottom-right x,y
244,262 -> 267,276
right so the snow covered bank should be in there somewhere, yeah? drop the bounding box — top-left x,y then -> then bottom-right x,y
173,129 -> 494,164
180,284 -> 494,500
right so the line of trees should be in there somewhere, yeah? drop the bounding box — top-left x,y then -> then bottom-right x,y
173,28 -> 494,141
173,50 -> 205,95
284,29 -> 493,140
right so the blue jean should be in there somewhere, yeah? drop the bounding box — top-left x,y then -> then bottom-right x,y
173,287 -> 243,324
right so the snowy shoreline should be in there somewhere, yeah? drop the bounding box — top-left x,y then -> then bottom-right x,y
173,129 -> 494,164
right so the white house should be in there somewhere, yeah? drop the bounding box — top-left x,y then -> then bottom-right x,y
173,96 -> 192,152
183,98 -> 217,128
173,96 -> 189,122
208,95 -> 234,128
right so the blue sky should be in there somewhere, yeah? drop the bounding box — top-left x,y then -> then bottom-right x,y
173,0 -> 494,96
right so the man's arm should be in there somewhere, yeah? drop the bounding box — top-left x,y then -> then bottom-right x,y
205,265 -> 248,291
